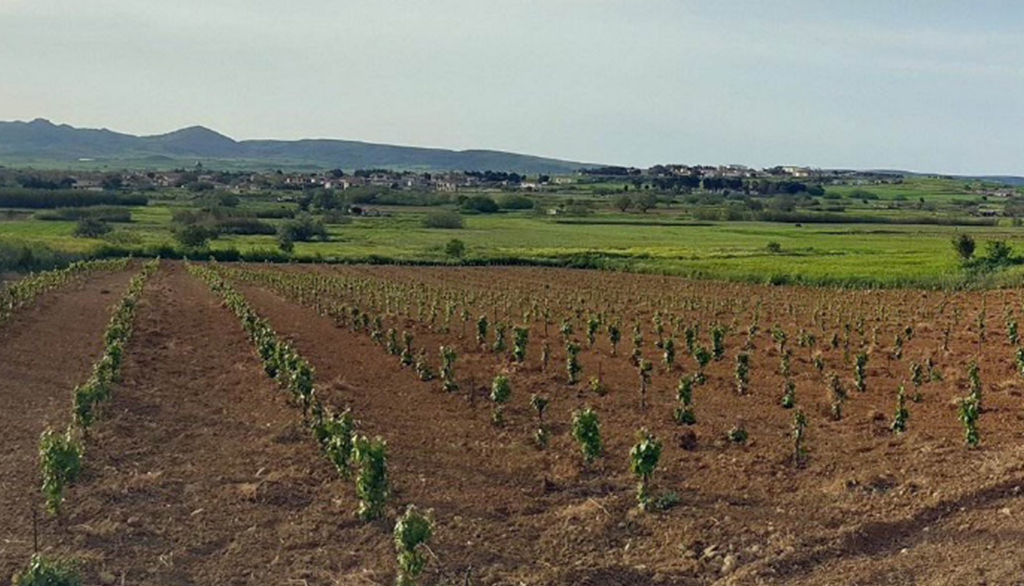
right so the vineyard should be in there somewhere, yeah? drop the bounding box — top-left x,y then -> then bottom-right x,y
4,261 -> 1024,585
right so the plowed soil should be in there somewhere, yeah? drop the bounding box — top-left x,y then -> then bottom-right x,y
0,268 -> 135,580
7,262 -> 1024,586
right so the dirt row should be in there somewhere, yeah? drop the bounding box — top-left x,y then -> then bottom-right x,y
0,268 -> 135,580
44,263 -> 396,584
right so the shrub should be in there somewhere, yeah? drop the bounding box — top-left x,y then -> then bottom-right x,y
173,223 -> 217,249
727,424 -> 748,443
512,326 -> 529,363
891,384 -> 908,434
39,427 -> 82,514
693,345 -> 711,384
497,194 -> 534,210
321,409 -> 355,477
444,238 -> 466,259
565,341 -> 582,384
571,407 -> 602,465
322,210 -> 353,224
781,379 -> 796,409
792,409 -> 808,467
629,429 -> 662,511
352,435 -> 389,520
279,212 -> 328,242
952,233 -> 975,261
214,217 -> 276,235
608,324 -> 621,356
958,396 -> 980,447
826,372 -> 846,420
735,353 -> 749,394
13,554 -> 80,586
439,346 -> 458,392
587,316 -> 601,348
985,240 -> 1013,265
460,195 -> 499,214
637,358 -> 652,408
422,210 -> 464,229
490,374 -> 511,426
531,393 -> 550,448
854,352 -> 868,392
674,376 -> 696,424
394,504 -> 434,586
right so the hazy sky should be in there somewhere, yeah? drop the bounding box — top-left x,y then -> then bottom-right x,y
2,0 -> 1022,173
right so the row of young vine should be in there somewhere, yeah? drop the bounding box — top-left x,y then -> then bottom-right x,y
185,262 -> 435,586
1,258 -> 130,326
221,265 -> 1015,484
18,259 -> 159,585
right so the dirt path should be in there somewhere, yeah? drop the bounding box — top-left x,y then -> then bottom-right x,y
0,268 -> 135,579
56,264 -> 392,585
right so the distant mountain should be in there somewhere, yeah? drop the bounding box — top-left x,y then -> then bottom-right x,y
0,119 -> 597,174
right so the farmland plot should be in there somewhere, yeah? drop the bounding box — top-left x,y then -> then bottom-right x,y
11,261 -> 1024,585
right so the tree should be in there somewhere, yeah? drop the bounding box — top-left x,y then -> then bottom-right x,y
460,195 -> 499,214
277,231 -> 295,253
279,212 -> 328,243
985,240 -> 1012,265
174,223 -> 216,249
952,234 -> 975,261
444,238 -> 466,259
73,217 -> 111,238
613,194 -> 633,212
634,193 -> 657,213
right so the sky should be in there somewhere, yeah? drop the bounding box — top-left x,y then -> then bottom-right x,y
1,0 -> 1022,174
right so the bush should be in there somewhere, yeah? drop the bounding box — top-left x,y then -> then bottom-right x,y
460,195 -> 499,214
629,428 -> 662,510
214,217 -> 276,235
13,554 -> 80,586
0,188 -> 147,209
985,240 -> 1012,264
952,234 -> 976,261
255,208 -> 296,219
394,505 -> 434,586
279,213 -> 328,242
39,427 -> 82,514
73,217 -> 111,238
444,238 -> 466,258
322,210 -> 353,225
35,207 -> 132,223
352,435 -> 389,520
497,194 -> 534,210
422,210 -> 464,229
174,223 -> 217,248
571,407 -> 602,465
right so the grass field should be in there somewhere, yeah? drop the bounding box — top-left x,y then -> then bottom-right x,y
2,175 -> 1023,287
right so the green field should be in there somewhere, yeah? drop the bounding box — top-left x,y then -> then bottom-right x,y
3,175 -> 1024,288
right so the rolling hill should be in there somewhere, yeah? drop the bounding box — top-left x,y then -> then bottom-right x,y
0,119 -> 596,174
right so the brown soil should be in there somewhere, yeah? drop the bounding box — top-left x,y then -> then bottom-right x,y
9,262 -> 1024,586
0,268 -> 135,580
50,264 -> 393,585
